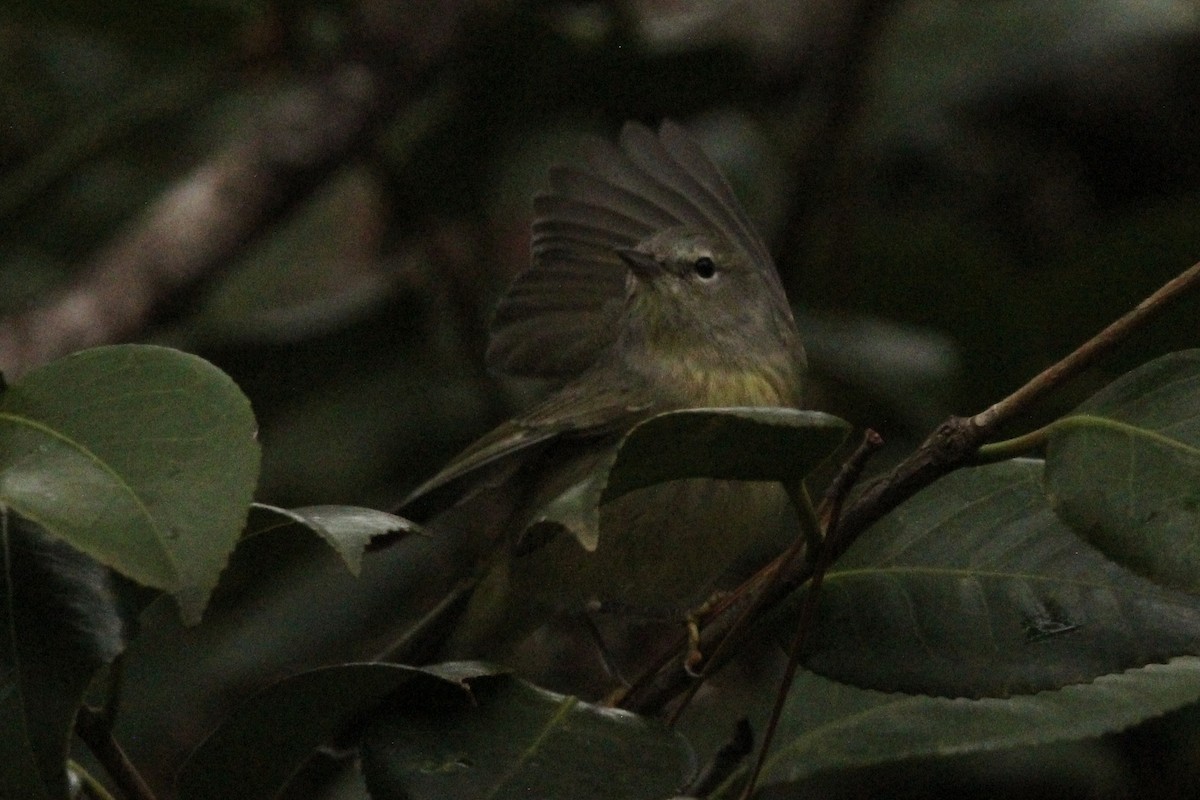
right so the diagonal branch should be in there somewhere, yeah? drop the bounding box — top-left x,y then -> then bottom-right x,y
620,257 -> 1200,715
0,0 -> 485,380
0,65 -> 380,379
834,257 -> 1200,556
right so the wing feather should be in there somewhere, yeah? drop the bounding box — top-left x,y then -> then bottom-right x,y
487,121 -> 772,379
401,372 -> 659,520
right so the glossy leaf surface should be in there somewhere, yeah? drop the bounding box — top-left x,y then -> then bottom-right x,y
800,459 -> 1200,696
247,503 -> 420,574
758,657 -> 1200,791
1046,350 -> 1200,591
178,662 -> 505,800
0,345 -> 260,622
535,406 -> 848,550
361,671 -> 693,800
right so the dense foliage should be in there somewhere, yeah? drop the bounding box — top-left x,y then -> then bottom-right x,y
4,2 -> 1200,799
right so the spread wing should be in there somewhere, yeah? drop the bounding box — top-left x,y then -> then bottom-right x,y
486,120 -> 776,380
400,372 -> 660,521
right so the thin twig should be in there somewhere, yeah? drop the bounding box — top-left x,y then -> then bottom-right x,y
738,431 -> 881,799
650,484 -> 817,724
818,429 -> 884,528
836,258 -> 1200,556
69,760 -> 119,800
620,431 -> 883,716
373,576 -> 478,664
621,258 -> 1200,716
75,705 -> 158,800
681,718 -> 754,798
975,259 -> 1200,431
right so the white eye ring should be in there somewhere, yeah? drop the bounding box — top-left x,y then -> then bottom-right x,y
693,256 -> 717,280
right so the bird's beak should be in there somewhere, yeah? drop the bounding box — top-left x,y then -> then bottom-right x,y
617,248 -> 659,280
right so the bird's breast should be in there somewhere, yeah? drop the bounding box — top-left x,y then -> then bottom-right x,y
660,357 -> 801,408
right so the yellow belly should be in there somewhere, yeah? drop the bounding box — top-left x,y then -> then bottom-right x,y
661,359 -> 799,409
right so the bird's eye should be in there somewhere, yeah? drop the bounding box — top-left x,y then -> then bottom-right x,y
693,256 -> 717,280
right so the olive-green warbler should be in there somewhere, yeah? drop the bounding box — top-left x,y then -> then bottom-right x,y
403,121 -> 806,659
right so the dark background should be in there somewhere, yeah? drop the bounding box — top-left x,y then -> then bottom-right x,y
4,1 -> 1200,797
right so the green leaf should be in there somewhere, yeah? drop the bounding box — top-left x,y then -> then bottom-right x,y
603,407 -> 850,499
757,657 -> 1200,791
1045,349 -> 1200,591
247,503 -> 421,574
177,662 -> 505,800
2,514 -> 132,800
800,459 -> 1200,696
360,672 -> 694,800
0,345 -> 260,623
534,407 -> 849,550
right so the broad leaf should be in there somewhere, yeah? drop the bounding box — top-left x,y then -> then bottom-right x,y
247,503 -> 420,574
534,407 -> 848,550
755,657 -> 1200,792
1045,349 -> 1200,591
178,662 -> 505,800
1,515 -> 132,800
799,459 -> 1200,696
360,672 -> 694,800
0,345 -> 260,622
602,407 -> 850,500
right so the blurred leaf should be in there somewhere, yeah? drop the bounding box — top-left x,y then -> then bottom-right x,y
797,310 -> 961,433
6,0 -> 250,61
536,407 -> 849,550
110,517 -> 489,791
360,671 -> 694,800
754,657 -> 1200,793
196,167 -> 390,331
248,503 -> 421,574
177,662 -> 505,800
0,345 -> 260,623
800,459 -> 1200,696
1045,350 -> 1200,591
0,69 -> 216,223
1,514 -> 132,800
603,407 -> 849,499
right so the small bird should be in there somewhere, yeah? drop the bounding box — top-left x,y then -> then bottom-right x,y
402,120 -> 807,661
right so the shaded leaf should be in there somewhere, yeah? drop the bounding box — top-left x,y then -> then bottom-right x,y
756,657 -> 1200,792
361,672 -> 694,800
603,407 -> 849,499
247,503 -> 421,574
1,514 -> 132,800
1045,349 -> 1200,591
797,310 -> 961,433
177,661 -> 505,800
0,345 -> 261,623
800,459 -> 1200,696
536,407 -> 848,550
